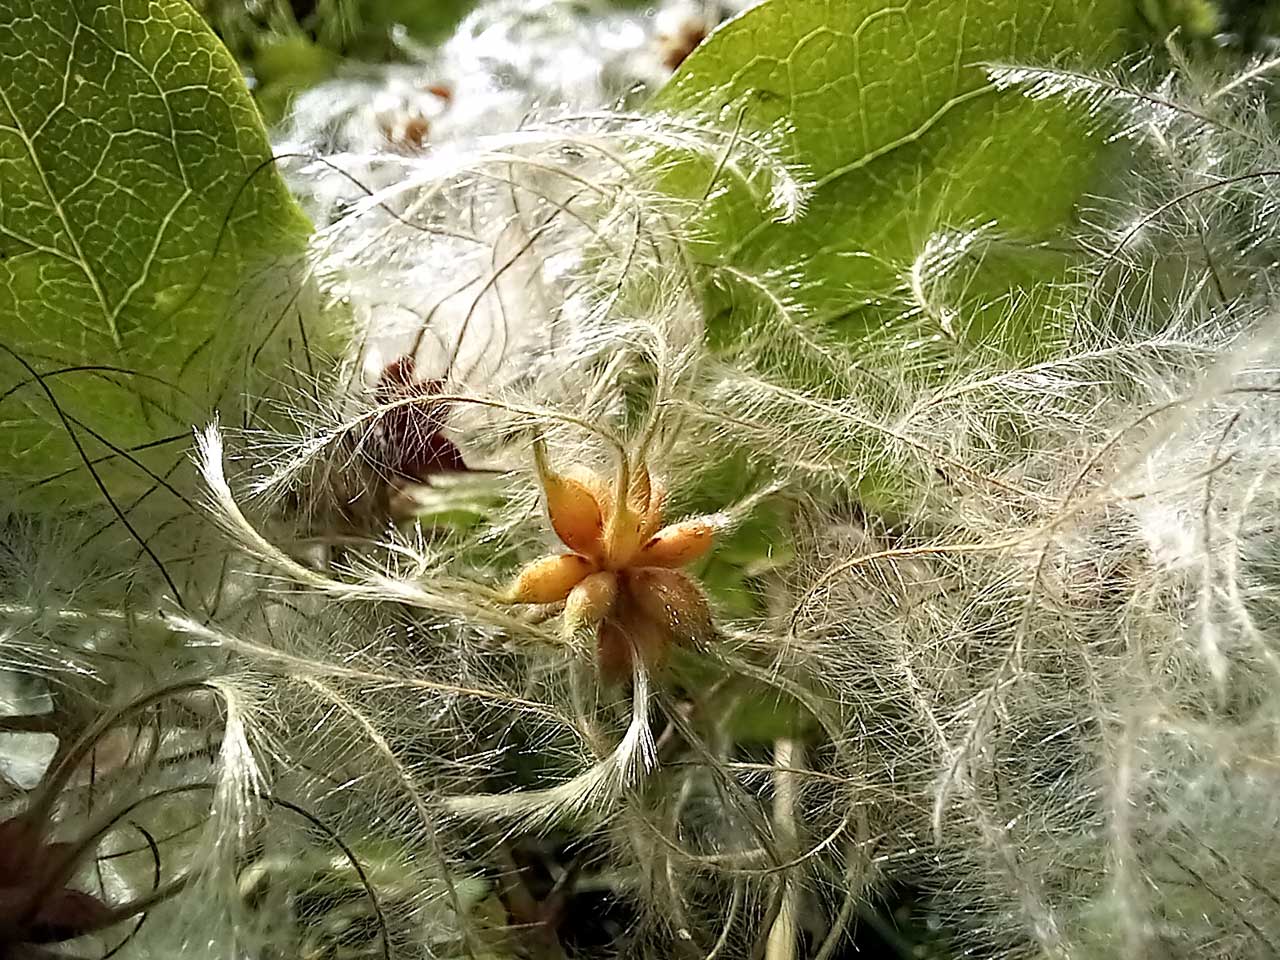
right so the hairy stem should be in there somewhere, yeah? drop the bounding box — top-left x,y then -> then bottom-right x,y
765,737 -> 802,960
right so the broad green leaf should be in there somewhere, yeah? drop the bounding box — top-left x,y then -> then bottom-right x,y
0,0 -> 312,506
657,0 -> 1142,345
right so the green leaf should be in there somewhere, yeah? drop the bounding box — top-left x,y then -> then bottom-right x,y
0,0 -> 312,506
725,683 -> 820,744
358,0 -> 476,45
667,651 -> 819,744
656,0 -> 1142,346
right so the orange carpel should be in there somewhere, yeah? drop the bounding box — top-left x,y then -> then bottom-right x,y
624,567 -> 714,646
402,115 -> 429,148
505,554 -> 594,604
636,519 -> 715,568
425,82 -> 454,102
535,442 -> 605,558
564,571 -> 618,635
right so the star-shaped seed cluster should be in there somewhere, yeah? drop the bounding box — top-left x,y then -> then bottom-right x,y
504,442 -> 716,680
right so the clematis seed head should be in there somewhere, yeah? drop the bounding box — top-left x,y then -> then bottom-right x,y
502,443 -> 719,679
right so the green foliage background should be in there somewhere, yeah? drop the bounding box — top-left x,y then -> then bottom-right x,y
0,0 -> 310,506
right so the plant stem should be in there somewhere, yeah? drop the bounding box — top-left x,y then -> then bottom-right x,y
765,736 -> 802,960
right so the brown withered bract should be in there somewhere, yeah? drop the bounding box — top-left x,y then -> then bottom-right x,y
503,442 -> 716,682
298,356 -> 471,537
367,356 -> 468,485
0,815 -> 115,951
